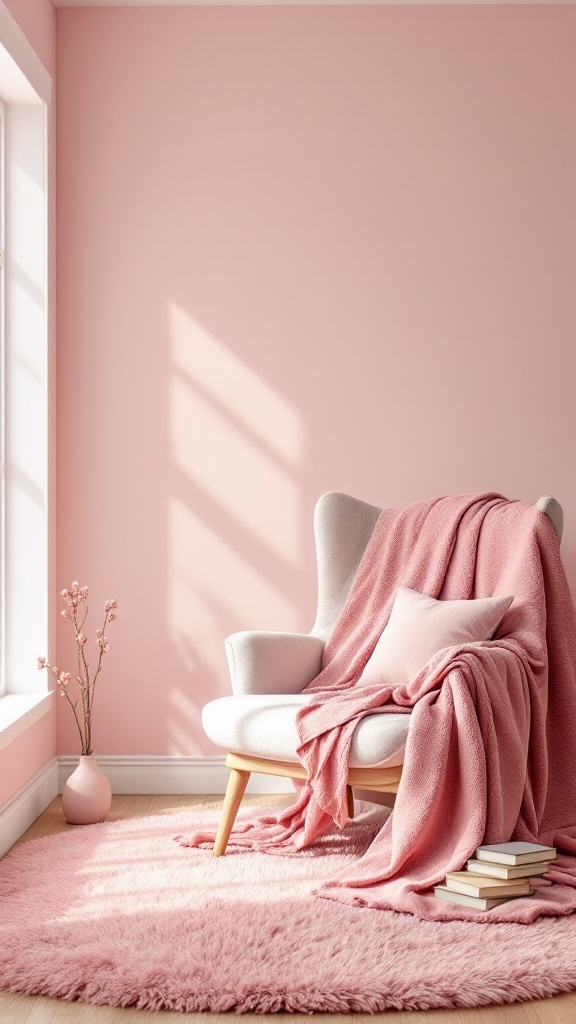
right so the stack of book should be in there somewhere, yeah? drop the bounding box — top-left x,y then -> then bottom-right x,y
434,842 -> 557,911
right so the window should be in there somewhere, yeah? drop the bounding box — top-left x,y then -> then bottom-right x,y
0,98 -> 5,697
0,1 -> 52,745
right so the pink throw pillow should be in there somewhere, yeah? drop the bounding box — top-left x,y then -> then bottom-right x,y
358,587 -> 513,687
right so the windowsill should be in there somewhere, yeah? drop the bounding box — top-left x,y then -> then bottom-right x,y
0,691 -> 53,752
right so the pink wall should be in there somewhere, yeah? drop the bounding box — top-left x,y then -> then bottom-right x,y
56,6 -> 576,757
0,717 -> 56,807
0,0 -> 56,810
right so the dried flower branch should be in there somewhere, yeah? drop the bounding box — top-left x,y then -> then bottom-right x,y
38,581 -> 118,755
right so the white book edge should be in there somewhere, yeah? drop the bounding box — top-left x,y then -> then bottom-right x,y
445,877 -> 531,898
476,844 -> 556,865
434,886 -> 534,909
466,859 -> 550,878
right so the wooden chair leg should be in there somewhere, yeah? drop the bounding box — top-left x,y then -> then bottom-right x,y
213,767 -> 251,857
346,785 -> 354,819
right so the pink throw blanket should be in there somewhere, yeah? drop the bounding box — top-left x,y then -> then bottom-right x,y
180,493 -> 576,922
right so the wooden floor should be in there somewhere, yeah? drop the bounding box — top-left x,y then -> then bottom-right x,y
1,794 -> 575,1024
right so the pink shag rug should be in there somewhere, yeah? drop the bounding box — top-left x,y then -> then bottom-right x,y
2,803 -> 576,1014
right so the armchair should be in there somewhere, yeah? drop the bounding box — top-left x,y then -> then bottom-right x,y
202,491 -> 563,856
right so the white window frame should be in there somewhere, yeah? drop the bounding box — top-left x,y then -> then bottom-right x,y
0,97 -> 5,697
0,2 -> 52,750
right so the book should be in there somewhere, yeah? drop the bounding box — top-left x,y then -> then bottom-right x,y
444,872 -> 532,899
475,842 -> 556,866
434,885 -> 534,911
466,858 -> 551,880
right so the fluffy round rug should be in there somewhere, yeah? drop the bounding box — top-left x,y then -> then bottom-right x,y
1,803 -> 576,1014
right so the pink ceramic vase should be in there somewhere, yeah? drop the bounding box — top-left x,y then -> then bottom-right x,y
61,755 -> 112,825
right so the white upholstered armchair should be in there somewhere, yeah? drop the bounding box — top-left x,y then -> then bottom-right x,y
202,491 -> 563,857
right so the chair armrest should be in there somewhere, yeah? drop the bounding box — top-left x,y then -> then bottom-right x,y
224,631 -> 325,695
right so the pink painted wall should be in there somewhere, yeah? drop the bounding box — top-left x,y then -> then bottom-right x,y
0,717 -> 56,807
56,6 -> 576,758
0,0 -> 56,810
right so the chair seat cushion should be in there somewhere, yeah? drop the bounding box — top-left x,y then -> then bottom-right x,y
202,694 -> 410,769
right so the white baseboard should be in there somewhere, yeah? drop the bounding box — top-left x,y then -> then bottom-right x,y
0,757 -> 59,859
58,755 -> 295,795
0,755 -> 292,856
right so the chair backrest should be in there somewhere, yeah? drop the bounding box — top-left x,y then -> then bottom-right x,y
310,491 -> 563,642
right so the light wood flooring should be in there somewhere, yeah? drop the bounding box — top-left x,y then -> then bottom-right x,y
1,794 -> 575,1024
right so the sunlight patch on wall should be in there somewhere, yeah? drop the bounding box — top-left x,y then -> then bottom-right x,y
170,303 -> 302,467
169,304 -> 302,566
167,497 -> 301,676
170,375 -> 300,565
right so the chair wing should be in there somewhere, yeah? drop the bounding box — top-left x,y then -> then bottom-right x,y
536,495 -> 563,542
311,491 -> 381,641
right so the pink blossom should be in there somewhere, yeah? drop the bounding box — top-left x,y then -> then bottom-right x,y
64,581 -> 88,607
37,657 -> 46,670
53,579 -> 117,754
